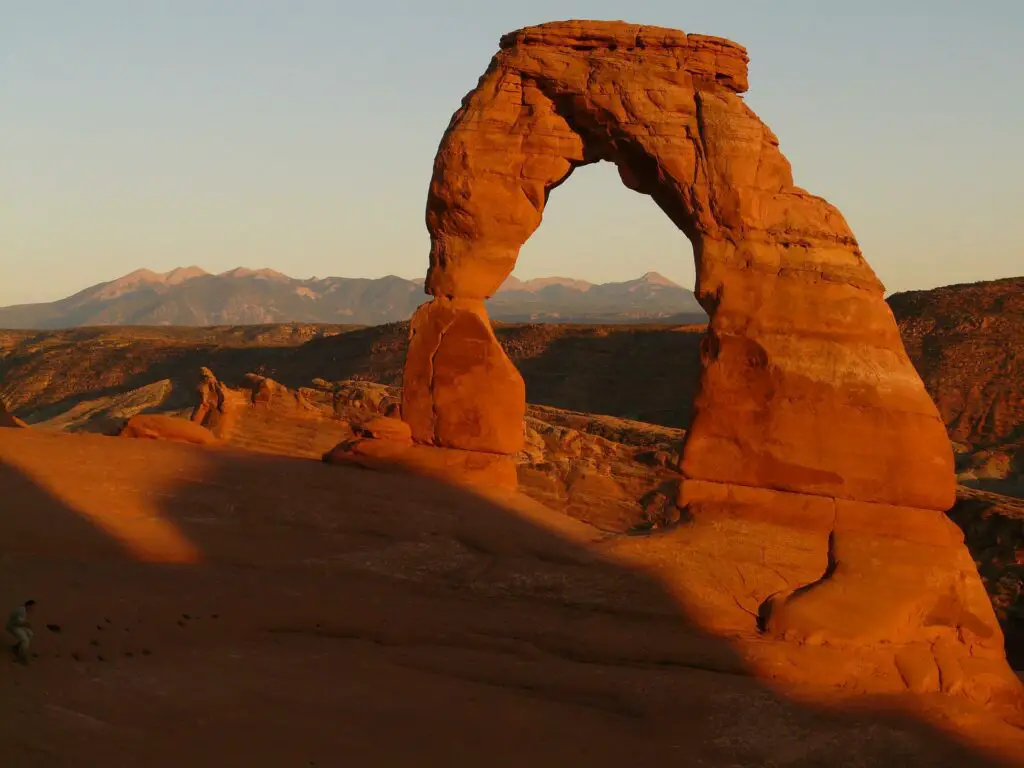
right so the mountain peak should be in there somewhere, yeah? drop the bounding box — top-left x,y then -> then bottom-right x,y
636,271 -> 680,287
83,267 -> 208,302
0,268 -> 707,328
496,276 -> 594,294
110,266 -> 208,288
117,268 -> 161,283
164,266 -> 209,284
219,267 -> 290,281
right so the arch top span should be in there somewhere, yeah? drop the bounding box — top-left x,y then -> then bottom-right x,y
498,20 -> 750,93
408,19 -> 955,514
423,19 -> 877,306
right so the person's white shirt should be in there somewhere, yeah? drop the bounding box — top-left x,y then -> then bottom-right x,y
6,605 -> 28,631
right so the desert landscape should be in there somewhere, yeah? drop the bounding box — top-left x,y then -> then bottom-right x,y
3,14 -> 1023,768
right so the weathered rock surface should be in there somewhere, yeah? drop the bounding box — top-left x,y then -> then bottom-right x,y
517,411 -> 685,532
323,439 -> 518,491
5,427 -> 1024,766
403,298 -> 525,454
353,416 -> 412,443
890,277 -> 1024,497
37,364 -> 1022,685
958,442 -> 1024,497
890,277 -> 1023,451
2,290 -> 1017,477
119,414 -> 219,446
397,19 -> 1015,702
949,488 -> 1024,667
190,368 -> 355,459
10,353 -> 1023,701
412,19 -> 954,510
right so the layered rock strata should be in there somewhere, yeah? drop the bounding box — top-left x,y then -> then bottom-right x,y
394,20 -> 1019,703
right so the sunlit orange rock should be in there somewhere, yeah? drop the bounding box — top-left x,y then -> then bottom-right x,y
354,416 -> 413,443
120,414 -> 219,446
673,479 -> 1020,703
403,298 -> 525,454
408,19 -> 952,509
323,437 -> 517,491
395,19 -> 1020,704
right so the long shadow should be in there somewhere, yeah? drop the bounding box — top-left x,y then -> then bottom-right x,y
1,429 -> 1021,766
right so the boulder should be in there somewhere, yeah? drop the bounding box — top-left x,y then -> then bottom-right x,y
403,298 -> 525,454
120,414 -> 219,446
353,416 -> 412,443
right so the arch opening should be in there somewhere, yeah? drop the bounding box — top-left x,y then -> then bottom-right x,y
493,159 -> 705,440
510,161 -> 697,306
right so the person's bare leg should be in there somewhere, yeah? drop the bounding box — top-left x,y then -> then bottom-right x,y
12,628 -> 30,664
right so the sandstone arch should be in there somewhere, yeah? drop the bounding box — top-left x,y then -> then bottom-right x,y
405,20 -> 953,509
399,21 -> 1021,701
401,19 -> 950,512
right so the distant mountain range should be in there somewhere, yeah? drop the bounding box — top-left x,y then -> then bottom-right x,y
0,267 -> 707,329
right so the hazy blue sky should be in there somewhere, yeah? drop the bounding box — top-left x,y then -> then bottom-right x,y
3,1 -> 1021,305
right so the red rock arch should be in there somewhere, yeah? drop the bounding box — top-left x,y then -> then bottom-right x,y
392,21 -> 1024,701
403,20 -> 953,510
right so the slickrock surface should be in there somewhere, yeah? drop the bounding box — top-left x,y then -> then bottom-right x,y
2,428 -> 1024,767
190,369 -> 360,459
32,368 -> 1024,687
120,414 -> 219,446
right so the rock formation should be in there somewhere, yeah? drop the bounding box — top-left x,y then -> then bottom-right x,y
890,277 -> 1023,453
0,398 -> 27,428
397,20 -> 1021,703
323,426 -> 519,491
890,277 -> 1024,496
190,368 -> 357,459
119,414 -> 219,445
405,20 -> 952,507
949,488 -> 1024,667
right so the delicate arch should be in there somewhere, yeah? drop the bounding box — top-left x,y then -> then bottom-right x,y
404,20 -> 954,511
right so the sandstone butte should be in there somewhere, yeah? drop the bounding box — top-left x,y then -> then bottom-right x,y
377,19 -> 1023,704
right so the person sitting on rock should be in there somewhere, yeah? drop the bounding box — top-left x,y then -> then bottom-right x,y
7,599 -> 36,665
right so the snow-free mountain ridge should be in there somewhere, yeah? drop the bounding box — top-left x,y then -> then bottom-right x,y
0,268 -> 706,328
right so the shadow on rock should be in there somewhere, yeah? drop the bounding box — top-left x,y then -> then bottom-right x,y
0,428 -> 1022,767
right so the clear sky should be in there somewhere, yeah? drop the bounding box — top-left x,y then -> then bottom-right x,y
3,0 -> 1021,306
